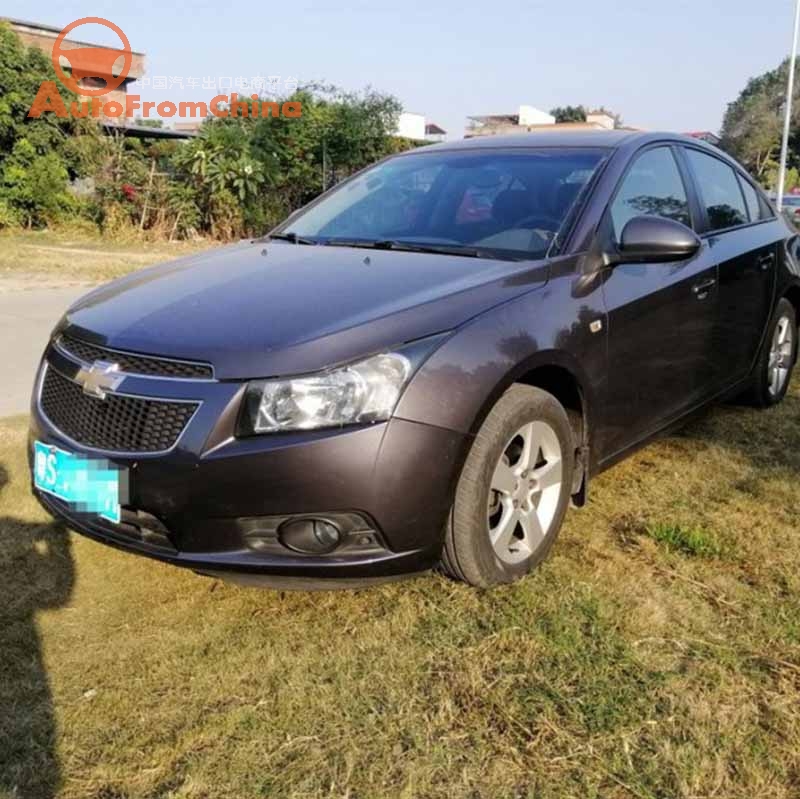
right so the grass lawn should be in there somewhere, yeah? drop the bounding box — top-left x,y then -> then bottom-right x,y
0,231 -> 213,285
1,384 -> 799,799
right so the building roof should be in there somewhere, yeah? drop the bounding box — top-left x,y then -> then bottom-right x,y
468,114 -> 520,125
528,121 -> 610,131
2,17 -> 146,55
425,122 -> 447,135
101,122 -> 196,139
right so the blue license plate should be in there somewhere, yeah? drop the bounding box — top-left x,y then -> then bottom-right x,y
33,441 -> 125,523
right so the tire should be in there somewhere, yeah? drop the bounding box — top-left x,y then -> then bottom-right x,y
441,384 -> 575,587
745,298 -> 797,408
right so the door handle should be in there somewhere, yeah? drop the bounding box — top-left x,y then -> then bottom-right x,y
757,253 -> 775,271
692,278 -> 716,299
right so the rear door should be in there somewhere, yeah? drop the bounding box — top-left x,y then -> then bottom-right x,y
600,145 -> 719,458
681,147 -> 778,389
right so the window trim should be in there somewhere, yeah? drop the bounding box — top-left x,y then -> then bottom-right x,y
736,173 -> 762,224
604,143 -> 695,243
680,144 -> 775,236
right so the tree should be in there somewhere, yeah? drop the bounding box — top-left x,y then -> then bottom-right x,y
720,60 -> 793,185
0,22 -> 99,226
550,105 -> 587,123
170,122 -> 265,238
0,22 -> 406,240
249,85 -> 401,204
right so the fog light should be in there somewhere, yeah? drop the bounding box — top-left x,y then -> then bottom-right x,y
278,517 -> 342,555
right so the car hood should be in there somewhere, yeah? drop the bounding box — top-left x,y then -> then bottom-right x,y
62,241 -> 549,379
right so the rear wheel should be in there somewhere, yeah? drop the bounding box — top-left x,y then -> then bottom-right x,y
746,298 -> 797,407
441,385 -> 574,587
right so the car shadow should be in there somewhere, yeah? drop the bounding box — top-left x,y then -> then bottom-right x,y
677,385 -> 800,476
0,463 -> 75,799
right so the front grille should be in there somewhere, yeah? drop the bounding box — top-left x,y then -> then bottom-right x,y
58,334 -> 213,380
40,367 -> 198,452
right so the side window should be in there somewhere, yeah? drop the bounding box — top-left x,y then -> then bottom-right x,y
610,147 -> 691,239
758,193 -> 776,220
685,149 -> 748,231
737,175 -> 761,223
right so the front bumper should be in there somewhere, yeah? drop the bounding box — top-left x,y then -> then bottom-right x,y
30,345 -> 468,585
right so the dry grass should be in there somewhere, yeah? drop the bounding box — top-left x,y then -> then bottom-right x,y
1,383 -> 799,798
0,231 -> 212,284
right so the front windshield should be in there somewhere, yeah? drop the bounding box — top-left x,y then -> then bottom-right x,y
277,147 -> 608,259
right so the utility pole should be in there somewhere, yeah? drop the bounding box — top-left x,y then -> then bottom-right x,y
777,0 -> 800,211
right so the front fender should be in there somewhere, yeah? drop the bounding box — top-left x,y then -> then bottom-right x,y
394,269 -> 608,460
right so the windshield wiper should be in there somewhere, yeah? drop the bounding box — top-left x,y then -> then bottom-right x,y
268,232 -> 318,245
321,238 -> 518,260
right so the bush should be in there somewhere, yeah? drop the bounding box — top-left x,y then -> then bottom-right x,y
0,198 -> 18,229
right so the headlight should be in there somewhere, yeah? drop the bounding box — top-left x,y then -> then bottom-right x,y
240,352 -> 413,434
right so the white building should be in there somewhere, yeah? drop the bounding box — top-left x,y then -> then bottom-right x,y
396,112 -> 427,141
466,105 -> 622,138
395,112 -> 447,142
517,105 -> 556,126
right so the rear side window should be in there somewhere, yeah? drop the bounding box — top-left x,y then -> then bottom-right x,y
610,147 -> 691,238
758,193 -> 776,220
685,149 -> 748,231
738,176 -> 761,222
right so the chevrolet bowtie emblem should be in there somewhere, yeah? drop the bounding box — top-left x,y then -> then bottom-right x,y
75,360 -> 124,399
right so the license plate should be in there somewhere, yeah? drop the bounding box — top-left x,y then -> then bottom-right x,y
33,441 -> 125,523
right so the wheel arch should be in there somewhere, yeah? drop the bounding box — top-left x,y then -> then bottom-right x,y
783,284 -> 800,325
515,363 -> 587,448
468,352 -> 594,504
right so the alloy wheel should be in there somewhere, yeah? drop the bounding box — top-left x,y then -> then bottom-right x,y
487,421 -> 563,564
768,315 -> 794,397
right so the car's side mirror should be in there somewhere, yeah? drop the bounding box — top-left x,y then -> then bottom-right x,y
614,216 -> 701,264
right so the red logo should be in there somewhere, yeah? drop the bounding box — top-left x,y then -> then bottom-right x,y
28,18 -> 302,121
51,17 -> 132,97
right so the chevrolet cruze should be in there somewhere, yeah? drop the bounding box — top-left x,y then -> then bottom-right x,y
30,131 -> 799,587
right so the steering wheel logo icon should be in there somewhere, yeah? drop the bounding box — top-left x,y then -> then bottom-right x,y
52,17 -> 132,97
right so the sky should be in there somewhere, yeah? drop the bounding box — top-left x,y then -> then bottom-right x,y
8,0 -> 795,139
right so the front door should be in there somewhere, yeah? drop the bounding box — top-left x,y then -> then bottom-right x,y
598,145 -> 718,459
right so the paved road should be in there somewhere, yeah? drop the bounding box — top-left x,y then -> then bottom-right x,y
0,286 -> 90,416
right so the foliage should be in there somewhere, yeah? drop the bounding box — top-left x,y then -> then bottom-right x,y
550,105 -> 587,123
163,85 -> 404,239
0,24 -> 406,241
0,22 -> 100,227
549,105 -> 623,128
249,85 -> 403,205
720,59 -> 793,185
1,139 -> 73,227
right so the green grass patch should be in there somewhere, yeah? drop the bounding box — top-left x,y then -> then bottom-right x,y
645,521 -> 724,558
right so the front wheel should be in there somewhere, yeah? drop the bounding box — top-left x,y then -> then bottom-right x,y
746,298 -> 797,408
441,385 -> 574,587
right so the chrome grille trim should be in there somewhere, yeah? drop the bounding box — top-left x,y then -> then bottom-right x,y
55,334 -> 215,381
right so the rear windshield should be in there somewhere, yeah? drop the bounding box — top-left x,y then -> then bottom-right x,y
279,148 -> 608,260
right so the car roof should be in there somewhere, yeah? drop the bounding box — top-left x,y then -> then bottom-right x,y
392,131 -> 758,180
396,130 -> 717,153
